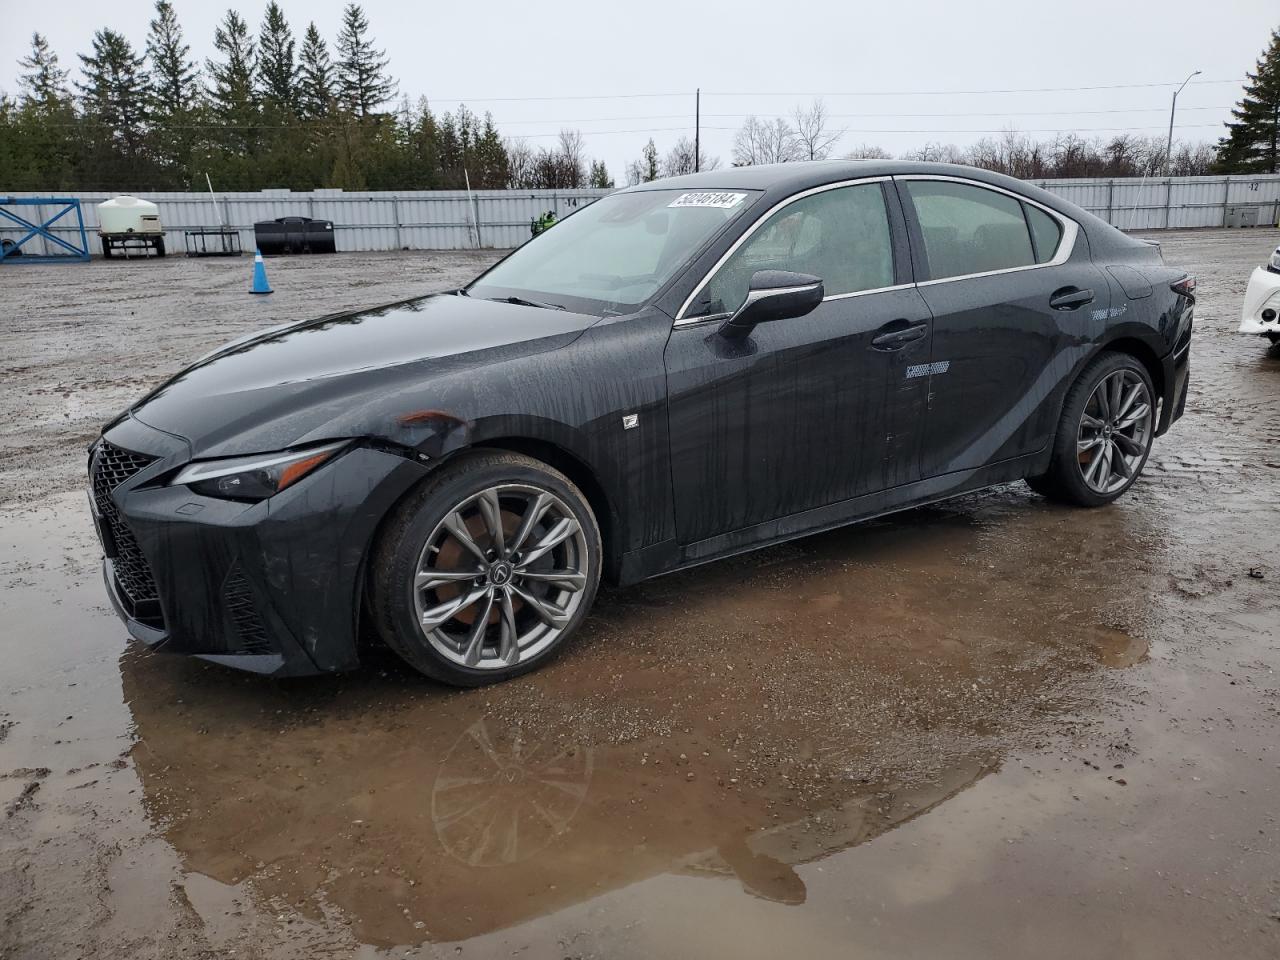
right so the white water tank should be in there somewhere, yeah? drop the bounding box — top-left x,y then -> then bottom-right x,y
97,196 -> 163,236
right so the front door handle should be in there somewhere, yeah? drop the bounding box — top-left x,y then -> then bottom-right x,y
871,321 -> 929,350
1049,287 -> 1095,311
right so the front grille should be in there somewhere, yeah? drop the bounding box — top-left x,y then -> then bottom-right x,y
91,441 -> 162,621
222,567 -> 273,655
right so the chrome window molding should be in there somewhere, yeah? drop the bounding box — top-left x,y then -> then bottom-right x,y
674,176 -> 894,326
896,174 -> 1079,285
672,173 -> 1080,327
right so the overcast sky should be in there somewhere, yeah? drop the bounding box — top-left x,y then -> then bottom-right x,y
2,0 -> 1275,180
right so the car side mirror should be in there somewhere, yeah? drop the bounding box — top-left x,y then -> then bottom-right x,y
720,270 -> 824,338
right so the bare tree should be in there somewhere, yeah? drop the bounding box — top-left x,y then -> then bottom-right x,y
792,99 -> 843,161
844,143 -> 891,159
1169,141 -> 1216,177
505,137 -> 535,188
557,128 -> 587,184
733,115 -> 801,166
900,141 -> 966,164
661,136 -> 721,177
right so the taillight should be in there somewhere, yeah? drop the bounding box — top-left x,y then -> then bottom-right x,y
1171,276 -> 1196,301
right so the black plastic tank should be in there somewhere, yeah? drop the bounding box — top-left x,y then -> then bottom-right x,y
253,216 -> 336,255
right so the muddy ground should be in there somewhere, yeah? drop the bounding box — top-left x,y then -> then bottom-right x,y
1,234 -> 1278,959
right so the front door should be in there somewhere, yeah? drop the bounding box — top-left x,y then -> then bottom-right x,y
664,180 -> 932,547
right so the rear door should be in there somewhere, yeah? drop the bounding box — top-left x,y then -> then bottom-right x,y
896,177 -> 1108,477
664,179 -> 933,546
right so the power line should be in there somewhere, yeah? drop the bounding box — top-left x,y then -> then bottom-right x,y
422,78 -> 1243,103
700,79 -> 1243,97
40,121 -> 1228,138
495,106 -> 1235,126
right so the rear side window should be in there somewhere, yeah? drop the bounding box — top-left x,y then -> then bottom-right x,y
905,180 -> 1035,279
1024,203 -> 1063,263
690,182 -> 894,317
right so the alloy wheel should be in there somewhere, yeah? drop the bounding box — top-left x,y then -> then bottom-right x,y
411,484 -> 589,670
1076,369 -> 1153,495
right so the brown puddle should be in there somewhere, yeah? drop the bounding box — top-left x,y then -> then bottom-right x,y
4,232 -> 1280,958
116,497 -> 1161,947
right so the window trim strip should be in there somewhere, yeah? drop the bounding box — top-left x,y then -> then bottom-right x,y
673,173 -> 1081,327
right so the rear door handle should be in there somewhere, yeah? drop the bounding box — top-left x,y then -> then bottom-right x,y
1049,287 -> 1095,311
871,322 -> 928,350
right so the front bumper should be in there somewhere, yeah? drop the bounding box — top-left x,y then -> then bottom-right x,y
1240,266 -> 1280,336
90,415 -> 429,677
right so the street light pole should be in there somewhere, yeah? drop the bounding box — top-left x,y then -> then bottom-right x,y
1165,69 -> 1201,175
695,88 -> 701,173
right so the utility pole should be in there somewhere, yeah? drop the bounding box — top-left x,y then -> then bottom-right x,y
1165,69 -> 1201,175
695,88 -> 700,173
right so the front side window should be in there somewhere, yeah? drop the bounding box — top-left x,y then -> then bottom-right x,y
688,182 -> 894,318
905,180 -> 1037,279
468,188 -> 759,315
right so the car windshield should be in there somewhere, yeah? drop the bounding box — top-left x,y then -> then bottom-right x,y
467,189 -> 760,315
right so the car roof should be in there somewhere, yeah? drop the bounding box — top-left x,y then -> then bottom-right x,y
618,159 -> 1129,250
621,159 -> 1054,195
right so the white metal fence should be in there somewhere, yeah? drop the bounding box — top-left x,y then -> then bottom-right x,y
4,174 -> 1280,257
1031,174 -> 1280,230
0,188 -> 609,256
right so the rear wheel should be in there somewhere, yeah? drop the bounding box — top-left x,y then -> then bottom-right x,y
1026,352 -> 1156,507
369,451 -> 602,686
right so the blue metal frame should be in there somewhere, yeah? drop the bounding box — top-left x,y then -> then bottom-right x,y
0,197 -> 91,263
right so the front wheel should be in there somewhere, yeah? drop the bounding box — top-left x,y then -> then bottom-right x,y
1026,352 -> 1156,507
369,451 -> 602,686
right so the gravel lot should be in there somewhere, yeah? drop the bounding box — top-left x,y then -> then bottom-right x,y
1,234 -> 1279,959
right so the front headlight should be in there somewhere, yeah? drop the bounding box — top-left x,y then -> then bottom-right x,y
172,441 -> 348,502
1269,247 -> 1280,273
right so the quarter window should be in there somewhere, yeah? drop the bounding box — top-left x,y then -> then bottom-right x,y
690,183 -> 894,317
905,180 -> 1037,279
1024,203 -> 1063,263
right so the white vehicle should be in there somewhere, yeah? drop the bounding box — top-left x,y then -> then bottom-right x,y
1240,245 -> 1280,346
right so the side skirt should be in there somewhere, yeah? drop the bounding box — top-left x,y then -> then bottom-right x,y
616,452 -> 1041,586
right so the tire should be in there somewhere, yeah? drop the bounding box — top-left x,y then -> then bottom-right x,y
369,450 -> 602,686
154,237 -> 166,257
101,238 -> 112,258
1026,351 -> 1157,507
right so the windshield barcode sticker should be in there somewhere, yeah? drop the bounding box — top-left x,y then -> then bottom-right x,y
668,192 -> 747,209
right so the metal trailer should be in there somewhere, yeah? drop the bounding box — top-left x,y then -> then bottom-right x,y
183,229 -> 243,257
0,197 -> 90,263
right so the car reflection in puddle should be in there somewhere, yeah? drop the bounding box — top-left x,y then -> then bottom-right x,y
121,491 -> 1161,947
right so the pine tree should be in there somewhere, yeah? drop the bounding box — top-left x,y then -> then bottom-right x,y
206,10 -> 257,121
147,1 -> 198,115
257,1 -> 298,111
335,3 -> 397,118
1216,27 -> 1280,173
589,159 -> 614,188
18,32 -> 70,110
13,38 -> 77,189
474,112 -> 510,188
627,139 -> 660,184
298,22 -> 334,119
77,28 -> 150,161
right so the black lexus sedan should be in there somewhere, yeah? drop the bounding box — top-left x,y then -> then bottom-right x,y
89,161 -> 1193,685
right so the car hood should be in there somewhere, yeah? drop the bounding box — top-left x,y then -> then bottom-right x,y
128,293 -> 601,457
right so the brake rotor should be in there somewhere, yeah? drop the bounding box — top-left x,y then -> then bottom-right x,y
431,507 -> 525,627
